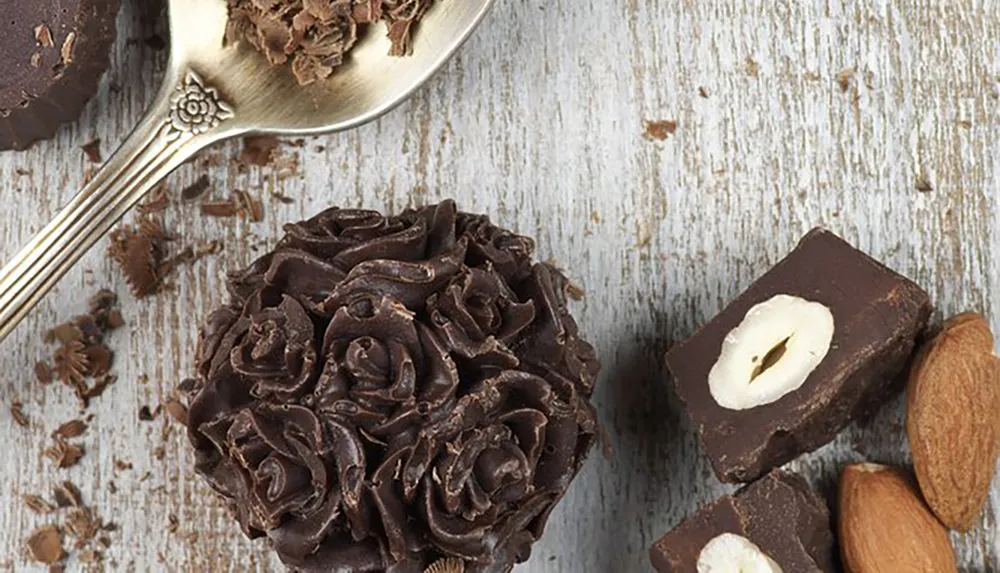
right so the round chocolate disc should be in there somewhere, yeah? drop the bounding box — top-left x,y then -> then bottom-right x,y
0,0 -> 120,151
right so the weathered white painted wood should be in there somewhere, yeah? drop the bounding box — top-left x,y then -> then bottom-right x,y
1,0 -> 998,571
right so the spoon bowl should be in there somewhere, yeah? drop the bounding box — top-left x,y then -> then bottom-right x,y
0,0 -> 496,342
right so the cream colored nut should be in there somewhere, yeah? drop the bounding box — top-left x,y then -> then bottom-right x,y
696,533 -> 783,573
709,294 -> 834,410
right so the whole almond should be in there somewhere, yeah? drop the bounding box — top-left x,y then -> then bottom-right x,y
906,312 -> 1000,530
838,463 -> 957,573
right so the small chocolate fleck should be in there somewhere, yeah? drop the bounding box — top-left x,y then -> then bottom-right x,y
167,514 -> 179,534
138,405 -> 155,421
35,361 -> 53,385
698,87 -> 709,98
10,401 -> 28,427
54,419 -> 87,439
53,481 -> 82,508
81,139 -> 102,163
644,120 -> 678,141
26,525 -> 64,564
23,494 -> 55,514
164,398 -> 188,426
181,175 -> 211,202
837,68 -> 855,92
916,177 -> 934,193
44,437 -> 84,469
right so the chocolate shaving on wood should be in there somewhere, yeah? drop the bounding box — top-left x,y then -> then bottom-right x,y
64,508 -> 100,548
44,436 -> 84,469
181,175 -> 211,202
138,183 -> 171,214
53,481 -> 82,508
11,401 -> 28,427
108,219 -> 165,297
26,525 -> 64,564
24,494 -> 56,514
201,190 -> 263,221
239,135 -> 280,167
54,419 -> 87,439
81,139 -> 102,163
138,405 -> 156,421
164,398 -> 188,426
35,361 -> 54,384
644,120 -> 678,140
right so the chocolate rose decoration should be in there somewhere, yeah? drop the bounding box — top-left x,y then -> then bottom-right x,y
187,201 -> 600,572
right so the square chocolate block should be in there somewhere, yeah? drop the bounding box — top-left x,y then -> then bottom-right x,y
649,470 -> 836,573
667,228 -> 931,483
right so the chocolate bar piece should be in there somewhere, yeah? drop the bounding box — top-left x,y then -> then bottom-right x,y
667,228 -> 931,483
649,470 -> 836,572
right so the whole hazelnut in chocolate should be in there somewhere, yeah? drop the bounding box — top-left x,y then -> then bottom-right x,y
187,201 -> 600,572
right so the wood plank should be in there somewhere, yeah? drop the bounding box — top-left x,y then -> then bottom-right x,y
0,0 -> 997,570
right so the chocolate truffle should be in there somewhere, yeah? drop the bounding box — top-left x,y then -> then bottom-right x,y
649,470 -> 837,572
226,0 -> 434,86
186,201 -> 601,572
0,1 -> 121,151
667,228 -> 931,483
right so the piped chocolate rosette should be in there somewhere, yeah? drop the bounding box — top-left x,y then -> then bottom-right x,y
186,201 -> 600,572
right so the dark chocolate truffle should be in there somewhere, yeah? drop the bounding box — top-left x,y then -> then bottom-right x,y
225,1 -> 434,85
0,1 -> 121,151
186,201 -> 601,572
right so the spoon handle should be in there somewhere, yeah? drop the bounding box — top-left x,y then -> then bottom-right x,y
0,70 -> 237,343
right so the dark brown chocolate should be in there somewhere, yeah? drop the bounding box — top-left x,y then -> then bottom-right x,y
226,0 -> 434,86
0,1 -> 120,151
186,201 -> 600,572
667,228 -> 931,483
650,470 -> 836,573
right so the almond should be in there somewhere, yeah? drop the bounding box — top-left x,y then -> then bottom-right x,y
838,463 -> 956,573
906,312 -> 1000,530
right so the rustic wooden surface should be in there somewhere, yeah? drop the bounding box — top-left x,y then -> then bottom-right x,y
1,1 -> 998,571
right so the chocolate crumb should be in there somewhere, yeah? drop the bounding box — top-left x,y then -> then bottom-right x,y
201,190 -> 263,221
64,507 -> 100,547
81,139 -> 102,163
35,24 -> 55,48
107,481 -> 117,494
23,494 -> 56,514
10,401 -> 28,427
836,68 -> 855,92
239,135 -> 280,167
181,175 -> 211,202
35,361 -> 53,385
138,183 -> 171,214
167,514 -> 179,534
26,525 -> 64,564
151,446 -> 165,460
113,458 -> 132,471
54,419 -> 87,439
164,398 -> 188,426
44,437 -> 84,469
644,120 -> 678,141
138,405 -> 155,421
698,87 -> 709,98
916,177 -> 933,193
53,481 -> 82,508
200,200 -> 240,218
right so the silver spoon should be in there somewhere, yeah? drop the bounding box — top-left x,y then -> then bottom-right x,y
0,0 -> 496,342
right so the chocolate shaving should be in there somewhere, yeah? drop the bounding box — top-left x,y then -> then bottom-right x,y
164,398 -> 188,426
138,183 -> 171,214
54,420 -> 87,439
200,190 -> 264,221
44,437 -> 84,469
10,401 -> 28,427
108,221 -> 164,297
23,494 -> 55,515
53,481 -> 82,508
26,525 -> 64,564
644,120 -> 678,141
35,361 -> 53,385
239,135 -> 280,167
225,0 -> 435,85
181,175 -> 212,202
81,139 -> 102,163
138,405 -> 156,421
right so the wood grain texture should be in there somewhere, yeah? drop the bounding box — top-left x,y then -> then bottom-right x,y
1,0 -> 998,571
